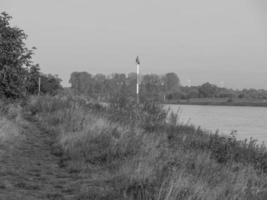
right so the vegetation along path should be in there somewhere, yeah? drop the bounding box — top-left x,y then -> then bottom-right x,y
0,116 -> 87,200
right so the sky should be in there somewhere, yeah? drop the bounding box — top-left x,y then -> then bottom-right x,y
1,0 -> 267,89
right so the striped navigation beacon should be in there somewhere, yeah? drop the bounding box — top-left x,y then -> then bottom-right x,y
136,56 -> 140,104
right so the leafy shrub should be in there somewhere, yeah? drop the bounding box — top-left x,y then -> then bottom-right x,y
108,93 -> 167,131
138,101 -> 167,131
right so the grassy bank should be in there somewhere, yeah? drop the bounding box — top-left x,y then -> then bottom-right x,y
23,95 -> 267,199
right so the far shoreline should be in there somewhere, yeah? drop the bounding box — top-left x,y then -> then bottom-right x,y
164,98 -> 267,107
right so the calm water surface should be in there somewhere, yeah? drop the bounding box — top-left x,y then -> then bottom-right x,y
167,104 -> 267,144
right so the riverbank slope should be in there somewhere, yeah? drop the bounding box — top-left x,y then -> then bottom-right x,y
1,96 -> 267,199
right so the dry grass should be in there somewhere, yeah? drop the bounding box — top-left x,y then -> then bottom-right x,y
0,117 -> 20,143
0,103 -> 25,144
24,95 -> 267,199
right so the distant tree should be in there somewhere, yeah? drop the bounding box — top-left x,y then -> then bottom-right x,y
141,74 -> 162,101
126,72 -> 137,96
258,89 -> 267,99
0,12 -> 36,98
69,72 -> 93,95
110,73 -> 127,97
199,82 -> 218,98
25,64 -> 41,95
127,72 -> 137,81
93,73 -> 106,98
181,86 -> 200,99
111,73 -> 126,88
69,72 -> 80,93
40,74 -> 62,95
216,88 -> 236,98
163,73 -> 180,93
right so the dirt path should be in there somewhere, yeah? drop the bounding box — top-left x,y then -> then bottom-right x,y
0,118 -> 87,200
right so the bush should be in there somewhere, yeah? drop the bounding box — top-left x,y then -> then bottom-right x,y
108,94 -> 167,131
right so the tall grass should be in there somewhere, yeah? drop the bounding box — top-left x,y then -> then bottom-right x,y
24,95 -> 267,199
0,117 -> 20,143
0,101 -> 25,145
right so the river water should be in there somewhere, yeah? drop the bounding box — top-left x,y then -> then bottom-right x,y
167,104 -> 267,144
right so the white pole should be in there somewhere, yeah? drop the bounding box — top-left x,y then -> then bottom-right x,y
136,63 -> 140,104
137,64 -> 140,94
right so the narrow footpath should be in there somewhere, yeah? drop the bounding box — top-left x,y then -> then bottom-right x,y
0,118 -> 88,200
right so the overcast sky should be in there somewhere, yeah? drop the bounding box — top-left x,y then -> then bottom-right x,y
2,0 -> 267,89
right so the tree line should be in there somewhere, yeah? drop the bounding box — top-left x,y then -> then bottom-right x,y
69,72 -> 267,102
69,72 -> 180,102
175,82 -> 267,100
0,12 -> 62,99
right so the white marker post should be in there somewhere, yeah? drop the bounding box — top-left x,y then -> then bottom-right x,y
136,56 -> 140,104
